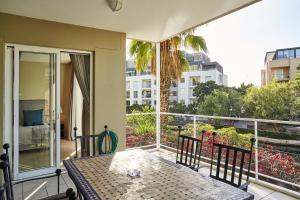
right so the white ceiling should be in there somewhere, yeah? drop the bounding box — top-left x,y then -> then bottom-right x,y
0,0 -> 259,42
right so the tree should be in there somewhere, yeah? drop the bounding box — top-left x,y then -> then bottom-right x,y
233,83 -> 254,95
129,32 -> 207,118
197,89 -> 243,117
193,81 -> 222,104
169,102 -> 188,114
243,82 -> 297,120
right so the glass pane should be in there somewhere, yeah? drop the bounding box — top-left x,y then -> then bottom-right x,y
19,52 -> 56,172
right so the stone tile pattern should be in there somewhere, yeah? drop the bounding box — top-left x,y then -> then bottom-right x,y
65,149 -> 254,200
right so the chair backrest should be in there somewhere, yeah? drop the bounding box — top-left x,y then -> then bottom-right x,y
0,186 -> 5,200
2,144 -> 14,200
210,132 -> 255,191
176,126 -> 204,171
74,125 -> 118,158
74,126 -> 99,158
0,154 -> 13,200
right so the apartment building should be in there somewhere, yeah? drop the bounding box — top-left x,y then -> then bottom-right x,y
126,52 -> 228,107
261,47 -> 300,86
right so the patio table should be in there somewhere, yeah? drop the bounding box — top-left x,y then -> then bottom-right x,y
63,149 -> 254,200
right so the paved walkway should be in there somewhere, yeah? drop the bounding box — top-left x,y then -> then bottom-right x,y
13,149 -> 298,200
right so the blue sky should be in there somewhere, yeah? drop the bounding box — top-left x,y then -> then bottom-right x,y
195,0 -> 300,86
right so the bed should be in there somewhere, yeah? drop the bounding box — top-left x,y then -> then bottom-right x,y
19,99 -> 50,151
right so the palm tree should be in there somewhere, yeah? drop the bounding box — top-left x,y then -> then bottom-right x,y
129,31 -> 207,117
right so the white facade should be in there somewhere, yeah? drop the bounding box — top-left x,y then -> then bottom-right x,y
126,64 -> 228,107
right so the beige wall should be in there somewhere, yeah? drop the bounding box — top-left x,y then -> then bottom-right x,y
0,13 -> 126,150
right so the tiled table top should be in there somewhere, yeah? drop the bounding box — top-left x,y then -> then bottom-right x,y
64,149 -> 254,200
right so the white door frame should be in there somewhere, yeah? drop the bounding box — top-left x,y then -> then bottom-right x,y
12,44 -> 61,179
4,43 -> 93,180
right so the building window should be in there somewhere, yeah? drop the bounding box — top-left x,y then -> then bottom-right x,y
296,49 -> 300,58
180,78 -> 185,83
142,79 -> 151,88
134,91 -> 138,98
180,100 -> 185,104
289,49 -> 295,58
170,91 -> 177,96
273,69 -> 284,80
133,100 -> 138,105
142,100 -> 151,105
277,50 -> 284,59
126,91 -> 130,99
171,80 -> 177,87
126,100 -> 130,106
190,76 -> 200,86
126,81 -> 130,90
142,90 -> 151,98
189,65 -> 199,71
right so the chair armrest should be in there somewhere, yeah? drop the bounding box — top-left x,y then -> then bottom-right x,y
239,181 -> 250,191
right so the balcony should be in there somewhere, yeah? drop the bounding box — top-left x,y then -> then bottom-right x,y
126,112 -> 300,199
272,74 -> 290,81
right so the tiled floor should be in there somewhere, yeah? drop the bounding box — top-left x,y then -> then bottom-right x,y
13,148 -> 298,200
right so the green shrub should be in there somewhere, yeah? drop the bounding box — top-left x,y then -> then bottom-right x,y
126,106 -> 156,136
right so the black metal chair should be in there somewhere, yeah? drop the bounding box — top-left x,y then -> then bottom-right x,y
74,126 -> 100,158
74,125 -> 118,158
0,144 -> 76,200
209,132 -> 255,192
176,126 -> 204,172
0,186 -> 5,200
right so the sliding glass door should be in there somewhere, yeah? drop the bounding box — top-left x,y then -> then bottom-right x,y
12,45 -> 60,179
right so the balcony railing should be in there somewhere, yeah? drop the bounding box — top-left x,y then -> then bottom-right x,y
272,74 -> 290,81
126,112 -> 300,195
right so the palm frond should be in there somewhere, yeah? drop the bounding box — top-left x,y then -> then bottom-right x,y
129,40 -> 155,73
184,35 -> 207,52
170,36 -> 182,50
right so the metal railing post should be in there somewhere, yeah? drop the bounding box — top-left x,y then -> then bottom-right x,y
254,120 -> 259,181
193,116 -> 197,138
156,42 -> 161,149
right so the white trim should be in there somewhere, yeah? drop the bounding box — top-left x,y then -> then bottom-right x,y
13,46 -> 20,179
155,43 -> 160,149
56,51 -> 61,169
8,44 -> 61,180
3,46 -> 13,145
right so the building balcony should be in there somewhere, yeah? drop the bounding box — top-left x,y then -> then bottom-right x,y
272,74 -> 290,81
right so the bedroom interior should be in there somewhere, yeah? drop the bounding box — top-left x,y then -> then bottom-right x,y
17,51 -> 90,172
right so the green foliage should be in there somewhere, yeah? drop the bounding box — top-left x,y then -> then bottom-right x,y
217,127 -> 253,148
178,123 -> 253,147
197,89 -> 243,117
169,102 -> 188,114
126,104 -> 148,114
127,106 -> 156,135
182,123 -> 215,136
169,102 -> 198,114
193,81 -> 223,103
243,81 -> 297,120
